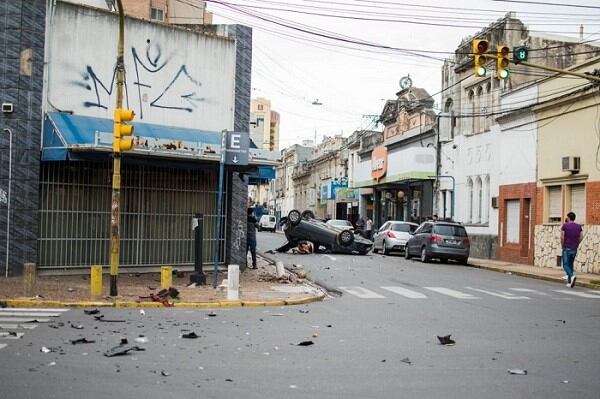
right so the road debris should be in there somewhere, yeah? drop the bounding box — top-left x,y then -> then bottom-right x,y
161,370 -> 171,377
104,340 -> 146,357
437,335 -> 456,346
134,335 -> 149,344
94,315 -> 126,323
83,309 -> 100,315
401,357 -> 412,365
297,340 -> 314,346
182,332 -> 199,339
140,310 -> 146,316
507,368 -> 528,375
70,323 -> 84,330
299,309 -> 309,314
207,312 -> 217,317
139,287 -> 180,307
70,338 -> 95,345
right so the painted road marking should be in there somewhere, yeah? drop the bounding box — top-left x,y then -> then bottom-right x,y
509,288 -> 549,295
466,287 -> 530,300
0,332 -> 25,339
0,311 -> 63,317
0,324 -> 38,330
339,287 -> 385,299
0,343 -> 7,350
554,290 -> 600,299
424,287 -> 479,299
0,308 -> 69,313
381,286 -> 427,299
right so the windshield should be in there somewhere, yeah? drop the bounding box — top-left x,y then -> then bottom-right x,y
433,224 -> 467,237
391,223 -> 416,233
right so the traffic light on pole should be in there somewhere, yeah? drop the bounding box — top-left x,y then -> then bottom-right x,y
473,39 -> 489,77
497,45 -> 511,79
113,108 -> 135,152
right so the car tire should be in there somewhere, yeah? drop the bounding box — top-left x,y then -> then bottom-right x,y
404,248 -> 411,260
301,210 -> 315,220
337,229 -> 354,247
420,247 -> 430,263
383,241 -> 391,256
288,210 -> 302,225
459,257 -> 469,265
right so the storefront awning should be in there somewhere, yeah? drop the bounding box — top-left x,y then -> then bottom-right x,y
42,112 -> 278,166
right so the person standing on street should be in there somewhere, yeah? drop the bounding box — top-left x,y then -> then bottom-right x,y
355,215 -> 365,236
365,217 -> 373,240
561,211 -> 583,288
247,207 -> 259,269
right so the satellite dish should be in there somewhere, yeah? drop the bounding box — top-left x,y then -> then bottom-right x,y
399,76 -> 413,90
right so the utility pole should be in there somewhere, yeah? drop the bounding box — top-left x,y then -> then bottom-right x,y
110,0 -> 126,296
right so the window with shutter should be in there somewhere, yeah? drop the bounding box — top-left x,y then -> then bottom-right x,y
547,186 -> 562,223
569,184 -> 585,224
506,200 -> 520,243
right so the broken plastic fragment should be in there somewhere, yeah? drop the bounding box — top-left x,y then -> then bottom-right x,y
207,312 -> 217,317
40,346 -> 52,353
70,338 -> 95,345
84,309 -> 100,315
182,332 -> 199,339
140,310 -> 146,316
70,324 -> 84,330
299,309 -> 309,314
134,336 -> 149,344
507,368 -> 528,375
94,315 -> 126,323
161,370 -> 171,377
437,335 -> 456,346
401,357 -> 412,365
297,340 -> 314,346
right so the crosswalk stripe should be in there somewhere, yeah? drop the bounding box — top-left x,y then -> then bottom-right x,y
381,286 -> 427,299
554,290 -> 600,299
339,286 -> 385,299
509,288 -> 548,295
466,287 -> 530,300
424,287 -> 479,299
0,311 -> 63,317
0,308 -> 69,313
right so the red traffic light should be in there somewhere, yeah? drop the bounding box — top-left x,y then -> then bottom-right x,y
499,46 -> 509,57
477,41 -> 488,53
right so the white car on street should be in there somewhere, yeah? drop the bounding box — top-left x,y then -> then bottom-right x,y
258,215 -> 277,232
372,221 -> 418,255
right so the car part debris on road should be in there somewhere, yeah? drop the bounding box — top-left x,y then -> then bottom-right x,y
297,340 -> 314,346
437,335 -> 456,346
182,332 -> 199,339
70,338 -> 95,345
507,368 -> 528,375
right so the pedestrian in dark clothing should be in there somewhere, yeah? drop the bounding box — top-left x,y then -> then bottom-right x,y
247,208 -> 258,269
561,211 -> 583,288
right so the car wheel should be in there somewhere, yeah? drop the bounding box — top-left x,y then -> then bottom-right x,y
404,247 -> 411,260
459,257 -> 469,265
383,241 -> 391,256
337,229 -> 354,247
420,247 -> 430,263
301,210 -> 315,220
288,210 -> 302,225
439,258 -> 448,264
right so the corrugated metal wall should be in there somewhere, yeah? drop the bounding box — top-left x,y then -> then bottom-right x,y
38,161 -> 226,271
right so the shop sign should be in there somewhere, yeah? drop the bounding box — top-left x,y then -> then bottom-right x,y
320,184 -> 329,205
307,188 -> 317,207
371,146 -> 388,181
335,187 -> 359,203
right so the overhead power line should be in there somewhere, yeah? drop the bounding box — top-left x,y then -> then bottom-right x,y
491,0 -> 600,10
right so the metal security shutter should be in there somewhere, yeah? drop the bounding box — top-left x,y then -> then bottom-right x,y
506,200 -> 520,243
570,184 -> 585,223
547,186 -> 562,221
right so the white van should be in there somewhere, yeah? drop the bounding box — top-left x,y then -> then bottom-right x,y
258,215 -> 277,232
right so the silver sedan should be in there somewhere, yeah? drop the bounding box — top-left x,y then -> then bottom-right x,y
372,221 -> 418,255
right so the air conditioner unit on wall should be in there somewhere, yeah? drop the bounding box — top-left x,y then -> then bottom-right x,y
562,156 -> 580,173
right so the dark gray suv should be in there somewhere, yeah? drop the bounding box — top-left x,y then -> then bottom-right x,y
405,221 -> 470,264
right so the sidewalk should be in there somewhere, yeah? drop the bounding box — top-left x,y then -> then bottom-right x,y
0,256 -> 325,309
469,258 -> 600,290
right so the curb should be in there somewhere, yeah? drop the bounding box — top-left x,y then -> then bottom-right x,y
469,263 -> 600,290
1,293 -> 326,309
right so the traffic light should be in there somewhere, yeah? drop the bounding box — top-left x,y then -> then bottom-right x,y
513,46 -> 529,63
113,108 -> 135,152
473,39 -> 489,77
497,45 -> 510,79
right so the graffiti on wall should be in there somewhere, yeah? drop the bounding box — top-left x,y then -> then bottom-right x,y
75,40 -> 205,119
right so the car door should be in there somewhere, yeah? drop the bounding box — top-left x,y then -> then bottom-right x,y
374,222 -> 389,250
407,224 -> 422,254
418,223 -> 433,251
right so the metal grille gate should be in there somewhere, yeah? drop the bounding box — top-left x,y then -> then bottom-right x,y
38,161 -> 227,271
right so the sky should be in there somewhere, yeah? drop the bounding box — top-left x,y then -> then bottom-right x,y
207,0 -> 600,150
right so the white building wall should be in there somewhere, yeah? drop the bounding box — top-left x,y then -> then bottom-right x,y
48,2 -> 236,132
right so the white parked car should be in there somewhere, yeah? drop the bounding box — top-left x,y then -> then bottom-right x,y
372,221 -> 418,255
258,215 -> 277,232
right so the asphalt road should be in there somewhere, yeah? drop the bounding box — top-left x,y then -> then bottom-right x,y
1,231 -> 599,399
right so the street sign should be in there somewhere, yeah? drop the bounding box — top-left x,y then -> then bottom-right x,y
223,131 -> 249,166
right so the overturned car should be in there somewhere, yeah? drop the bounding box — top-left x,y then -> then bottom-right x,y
278,210 -> 373,255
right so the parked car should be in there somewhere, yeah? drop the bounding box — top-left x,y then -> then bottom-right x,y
279,210 -> 372,255
372,221 -> 418,255
326,219 -> 354,229
405,221 -> 470,264
258,215 -> 277,232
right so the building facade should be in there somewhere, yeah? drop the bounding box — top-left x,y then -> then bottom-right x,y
533,57 -> 600,273
250,97 -> 280,151
439,13 -> 600,260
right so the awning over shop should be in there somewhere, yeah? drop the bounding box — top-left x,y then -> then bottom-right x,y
42,112 -> 276,166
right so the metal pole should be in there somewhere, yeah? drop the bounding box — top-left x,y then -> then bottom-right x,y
190,213 -> 206,285
110,0 -> 125,296
212,130 -> 227,288
3,128 -> 12,277
429,175 -> 455,220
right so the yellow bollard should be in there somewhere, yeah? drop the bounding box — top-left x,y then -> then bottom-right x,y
161,266 -> 172,289
90,265 -> 103,299
23,263 -> 37,297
